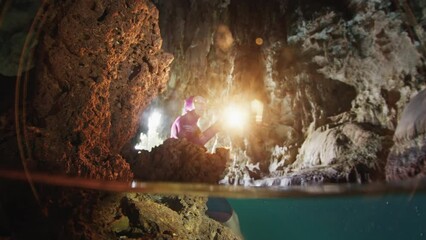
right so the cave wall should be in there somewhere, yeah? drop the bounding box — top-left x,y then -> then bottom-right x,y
151,0 -> 426,183
28,0 -> 172,180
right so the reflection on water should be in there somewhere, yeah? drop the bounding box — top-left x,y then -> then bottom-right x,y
1,169 -> 426,240
1,169 -> 426,198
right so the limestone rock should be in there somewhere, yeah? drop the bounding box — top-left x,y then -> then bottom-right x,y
386,89 -> 426,181
394,89 -> 426,142
130,138 -> 229,184
247,123 -> 386,186
293,123 -> 382,169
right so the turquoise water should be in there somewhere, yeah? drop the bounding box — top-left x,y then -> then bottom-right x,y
230,193 -> 426,240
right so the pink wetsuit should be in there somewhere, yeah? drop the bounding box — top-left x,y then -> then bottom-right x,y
170,110 -> 218,146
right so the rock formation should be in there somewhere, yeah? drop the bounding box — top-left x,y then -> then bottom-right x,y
130,138 -> 229,183
29,0 -> 172,181
386,89 -> 426,181
77,193 -> 239,239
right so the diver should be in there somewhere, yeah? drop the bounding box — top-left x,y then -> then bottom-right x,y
170,96 -> 220,145
170,96 -> 243,237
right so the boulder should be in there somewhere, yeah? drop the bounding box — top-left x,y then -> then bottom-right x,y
386,89 -> 426,181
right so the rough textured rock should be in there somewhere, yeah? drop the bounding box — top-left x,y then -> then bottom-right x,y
2,0 -> 245,239
293,123 -> 382,170
88,193 -> 240,239
0,0 -> 241,239
386,89 -> 426,181
0,184 -> 240,240
248,123 -> 390,186
29,0 -> 172,180
129,138 -> 229,183
393,89 -> 426,142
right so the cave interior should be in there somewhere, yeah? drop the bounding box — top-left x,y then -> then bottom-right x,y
0,0 -> 426,239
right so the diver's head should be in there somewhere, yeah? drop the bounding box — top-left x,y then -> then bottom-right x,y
184,96 -> 207,116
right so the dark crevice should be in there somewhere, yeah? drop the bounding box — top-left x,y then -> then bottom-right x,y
128,64 -> 141,81
142,56 -> 154,73
159,197 -> 185,213
97,8 -> 108,22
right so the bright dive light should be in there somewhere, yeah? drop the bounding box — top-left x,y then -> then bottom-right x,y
135,111 -> 163,151
147,111 -> 161,131
223,104 -> 248,130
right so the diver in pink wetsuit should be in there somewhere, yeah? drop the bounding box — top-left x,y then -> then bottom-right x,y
170,96 -> 242,237
170,96 -> 220,146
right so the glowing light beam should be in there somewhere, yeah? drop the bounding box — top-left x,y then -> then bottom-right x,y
223,104 -> 249,130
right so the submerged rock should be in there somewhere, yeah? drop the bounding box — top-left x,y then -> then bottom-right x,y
89,193 -> 240,240
386,89 -> 426,181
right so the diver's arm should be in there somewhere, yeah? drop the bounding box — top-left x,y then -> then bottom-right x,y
198,122 -> 221,145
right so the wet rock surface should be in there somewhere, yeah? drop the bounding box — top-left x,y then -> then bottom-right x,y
90,193 -> 240,239
130,138 -> 228,183
0,184 -> 240,239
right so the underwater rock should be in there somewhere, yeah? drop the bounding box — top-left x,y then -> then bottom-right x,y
386,89 -> 426,181
88,193 -> 240,239
130,138 -> 229,183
